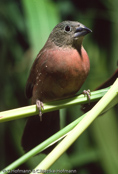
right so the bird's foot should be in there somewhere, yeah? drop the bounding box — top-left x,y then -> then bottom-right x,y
36,100 -> 44,121
82,89 -> 91,104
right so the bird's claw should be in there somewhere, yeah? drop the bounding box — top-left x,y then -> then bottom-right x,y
82,89 -> 91,104
36,100 -> 44,121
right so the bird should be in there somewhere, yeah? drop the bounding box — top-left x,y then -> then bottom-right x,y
22,20 -> 92,154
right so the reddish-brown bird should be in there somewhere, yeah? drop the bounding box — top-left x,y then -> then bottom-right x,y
22,21 -> 92,153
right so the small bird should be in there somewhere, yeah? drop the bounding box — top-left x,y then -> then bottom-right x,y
22,21 -> 92,154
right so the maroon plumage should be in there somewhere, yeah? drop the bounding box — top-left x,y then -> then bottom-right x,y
22,21 -> 92,154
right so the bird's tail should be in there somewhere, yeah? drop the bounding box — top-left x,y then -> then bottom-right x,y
22,110 -> 60,154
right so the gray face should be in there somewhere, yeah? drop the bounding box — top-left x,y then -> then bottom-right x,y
48,21 -> 91,48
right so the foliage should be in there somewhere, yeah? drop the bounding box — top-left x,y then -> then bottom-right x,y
0,0 -> 118,173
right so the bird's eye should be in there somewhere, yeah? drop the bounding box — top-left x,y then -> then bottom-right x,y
64,25 -> 71,32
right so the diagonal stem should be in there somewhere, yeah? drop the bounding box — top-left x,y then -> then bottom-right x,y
33,78 -> 118,173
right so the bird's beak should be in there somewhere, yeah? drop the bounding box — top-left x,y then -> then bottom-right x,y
74,25 -> 92,38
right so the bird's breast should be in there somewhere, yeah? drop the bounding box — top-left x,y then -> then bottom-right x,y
33,46 -> 90,102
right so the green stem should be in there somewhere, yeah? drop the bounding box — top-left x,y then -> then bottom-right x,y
33,78 -> 118,173
0,88 -> 109,123
0,84 -> 118,174
0,113 -> 86,174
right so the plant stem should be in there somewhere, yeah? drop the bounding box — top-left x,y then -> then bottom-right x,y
33,78 -> 118,173
0,113 -> 86,174
0,88 -> 109,123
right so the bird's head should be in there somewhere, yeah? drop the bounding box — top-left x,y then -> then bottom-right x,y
48,21 -> 92,50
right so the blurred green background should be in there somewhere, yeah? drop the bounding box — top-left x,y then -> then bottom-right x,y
0,0 -> 118,173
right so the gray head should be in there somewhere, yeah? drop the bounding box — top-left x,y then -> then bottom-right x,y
48,21 -> 92,49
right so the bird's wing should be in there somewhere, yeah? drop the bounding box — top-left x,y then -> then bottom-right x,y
25,47 -> 49,99
25,57 -> 39,99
